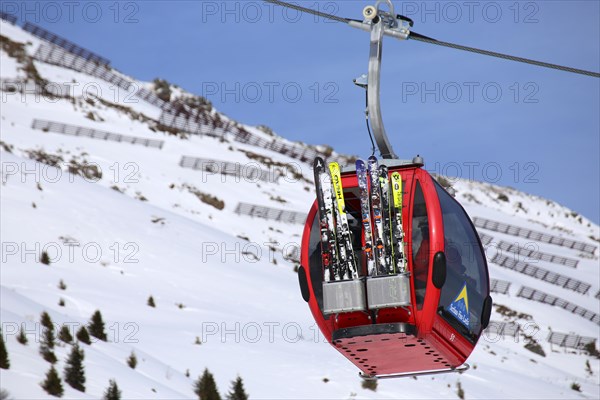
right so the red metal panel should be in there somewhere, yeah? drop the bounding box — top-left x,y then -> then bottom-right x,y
333,334 -> 457,376
414,170 -> 444,334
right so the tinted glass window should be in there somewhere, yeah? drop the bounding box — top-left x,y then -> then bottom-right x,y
411,182 -> 429,310
435,181 -> 489,342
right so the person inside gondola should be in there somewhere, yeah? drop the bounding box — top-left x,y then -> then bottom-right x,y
441,243 -> 475,304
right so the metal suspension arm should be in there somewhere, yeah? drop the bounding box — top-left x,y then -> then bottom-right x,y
367,15 -> 397,159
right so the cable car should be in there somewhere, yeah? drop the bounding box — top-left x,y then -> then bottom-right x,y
298,159 -> 492,378
280,0 -> 597,378
293,1 -> 492,379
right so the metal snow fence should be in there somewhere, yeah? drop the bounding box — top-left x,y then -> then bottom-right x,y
158,111 -> 228,139
179,156 -> 280,183
484,321 -> 520,338
473,217 -> 597,255
491,253 -> 590,294
233,133 -> 319,164
495,240 -> 578,268
33,44 -> 131,90
32,119 -> 164,149
0,11 -> 17,24
160,110 -> 342,165
517,286 -> 600,325
237,131 -> 351,166
135,88 -> 168,108
234,203 -> 306,225
547,331 -> 597,350
490,279 -> 511,295
23,22 -> 110,65
478,232 -> 494,245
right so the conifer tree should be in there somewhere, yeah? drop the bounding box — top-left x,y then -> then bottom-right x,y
193,368 -> 221,400
40,251 -> 51,265
64,342 -> 86,392
40,326 -> 57,364
103,379 -> 122,400
58,326 -> 73,344
226,376 -> 248,400
76,326 -> 91,345
41,365 -> 64,397
40,311 -> 53,330
17,326 -> 28,345
147,296 -> 156,307
126,351 -> 137,369
0,329 -> 10,369
88,310 -> 107,341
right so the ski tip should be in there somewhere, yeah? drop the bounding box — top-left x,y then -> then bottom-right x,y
314,157 -> 324,168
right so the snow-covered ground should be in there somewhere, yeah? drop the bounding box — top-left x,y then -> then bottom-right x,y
1,19 -> 599,399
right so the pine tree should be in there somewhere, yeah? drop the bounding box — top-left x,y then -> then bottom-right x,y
43,326 -> 56,349
193,368 -> 221,400
17,326 -> 28,345
147,296 -> 156,307
126,351 -> 137,369
58,326 -> 73,344
40,326 -> 57,364
40,311 -> 53,330
40,250 -> 51,265
76,326 -> 91,345
88,310 -> 107,341
41,365 -> 64,397
0,329 -> 10,369
58,279 -> 67,290
226,376 -> 248,400
64,342 -> 86,392
103,379 -> 122,400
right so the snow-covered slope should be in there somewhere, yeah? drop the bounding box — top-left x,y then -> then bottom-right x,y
1,19 -> 599,399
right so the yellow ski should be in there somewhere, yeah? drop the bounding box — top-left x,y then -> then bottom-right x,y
329,162 -> 359,279
390,172 -> 407,273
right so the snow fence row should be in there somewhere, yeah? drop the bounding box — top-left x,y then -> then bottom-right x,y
32,119 -> 164,149
517,286 -> 599,325
474,217 -> 597,255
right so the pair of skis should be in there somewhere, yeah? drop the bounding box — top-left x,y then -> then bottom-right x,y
314,157 -> 359,281
314,156 -> 407,281
356,156 -> 407,276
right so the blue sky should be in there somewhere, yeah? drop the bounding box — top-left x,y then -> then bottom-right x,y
5,1 -> 599,223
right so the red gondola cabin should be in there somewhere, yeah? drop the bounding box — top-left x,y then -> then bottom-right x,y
298,161 -> 492,378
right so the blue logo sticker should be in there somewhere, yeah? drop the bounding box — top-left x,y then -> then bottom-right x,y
446,283 -> 470,328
